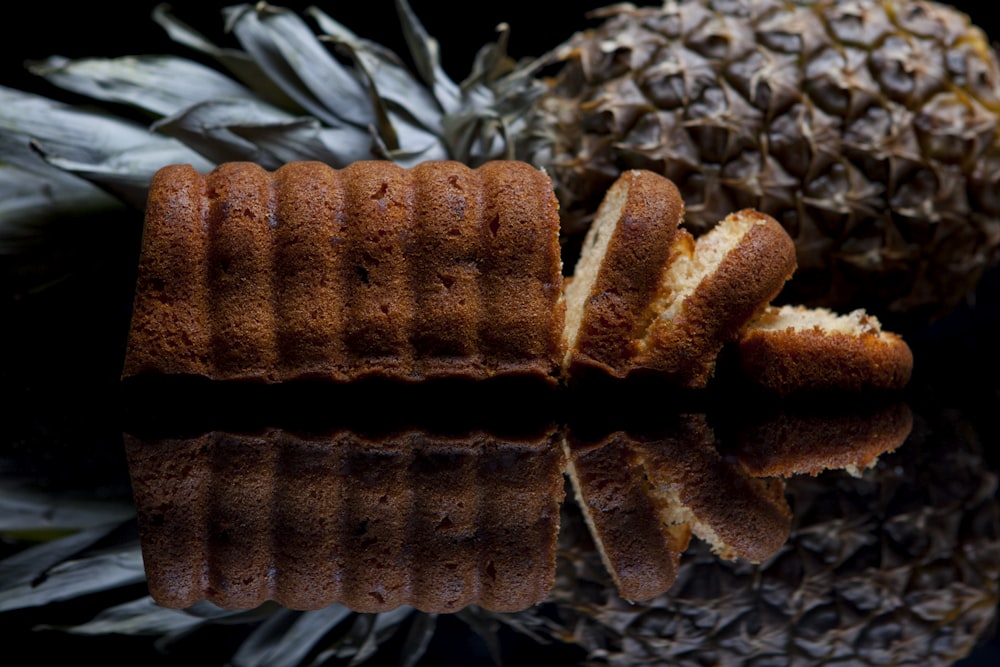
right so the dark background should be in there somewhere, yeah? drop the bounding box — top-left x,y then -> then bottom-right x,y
0,0 -> 617,95
2,0 -> 989,95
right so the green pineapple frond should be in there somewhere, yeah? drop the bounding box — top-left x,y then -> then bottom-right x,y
0,0 -> 547,258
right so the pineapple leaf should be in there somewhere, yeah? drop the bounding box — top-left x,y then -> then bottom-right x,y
0,140 -> 123,251
151,3 -> 301,113
0,520 -> 144,613
150,98 -> 371,168
222,3 -> 371,129
0,477 -> 134,533
454,607 -> 504,667
51,595 -> 246,637
393,0 -> 462,114
309,608 -> 417,667
27,55 -> 257,118
0,85 -> 210,209
309,8 -> 442,134
231,605 -> 356,667
397,612 -> 438,667
308,6 -> 445,134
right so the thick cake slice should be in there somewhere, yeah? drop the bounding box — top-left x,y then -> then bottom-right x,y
730,400 -> 914,478
633,209 -> 797,387
737,304 -> 914,396
563,168 -> 796,386
562,169 -> 685,380
123,160 -> 565,384
562,433 -> 691,602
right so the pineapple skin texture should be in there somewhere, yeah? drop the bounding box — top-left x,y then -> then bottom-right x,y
518,0 -> 1000,330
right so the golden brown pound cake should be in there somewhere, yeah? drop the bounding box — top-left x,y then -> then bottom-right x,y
633,209 -> 798,387
562,169 -> 686,379
123,160 -> 565,383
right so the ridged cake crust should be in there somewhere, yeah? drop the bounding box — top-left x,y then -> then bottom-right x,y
125,429 -> 565,613
123,160 -> 565,383
562,169 -> 685,379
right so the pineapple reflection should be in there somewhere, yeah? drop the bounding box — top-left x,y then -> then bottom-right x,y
124,429 -> 566,613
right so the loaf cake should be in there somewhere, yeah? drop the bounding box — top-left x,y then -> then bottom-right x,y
563,169 -> 797,386
124,428 -> 565,613
123,160 -> 565,384
736,305 -> 915,396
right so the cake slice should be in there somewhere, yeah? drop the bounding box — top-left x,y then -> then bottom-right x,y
562,432 -> 691,602
736,304 -> 914,396
563,414 -> 793,602
562,169 -> 685,380
633,416 -> 792,565
633,209 -> 798,387
729,400 -> 913,478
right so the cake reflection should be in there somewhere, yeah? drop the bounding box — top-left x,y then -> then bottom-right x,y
563,402 -> 911,603
124,428 -> 565,613
122,383 -> 915,618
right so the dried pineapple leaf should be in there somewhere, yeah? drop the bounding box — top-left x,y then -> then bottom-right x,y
28,55 -> 256,117
52,596 -> 225,636
231,605 -> 356,667
310,608 -> 416,667
0,477 -> 134,533
152,3 -> 300,112
223,3 -> 371,128
0,86 -> 210,208
309,7 -> 444,133
151,99 -> 373,167
36,140 -> 211,210
393,0 -> 462,114
397,612 -> 438,667
0,521 -> 144,612
454,607 -> 504,667
368,125 -> 449,167
0,138 -> 123,250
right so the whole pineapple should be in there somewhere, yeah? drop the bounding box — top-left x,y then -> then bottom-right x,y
3,0 -> 1000,330
518,0 -> 1000,328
